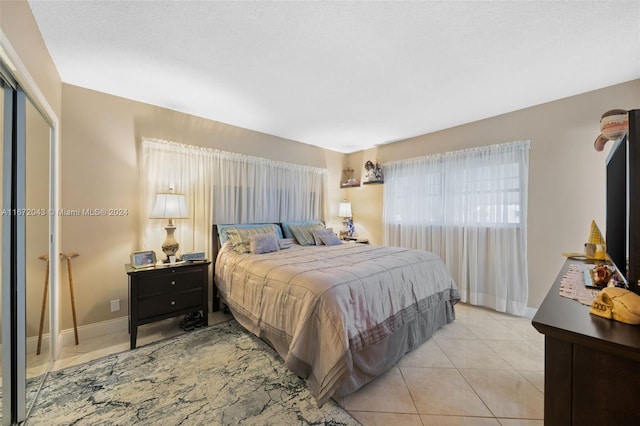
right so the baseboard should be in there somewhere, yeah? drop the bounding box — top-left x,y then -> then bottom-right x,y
26,333 -> 51,355
27,315 -> 130,355
59,315 -> 129,347
30,305 -> 218,355
524,306 -> 538,319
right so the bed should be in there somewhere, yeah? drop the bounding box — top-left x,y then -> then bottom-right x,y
212,222 -> 460,405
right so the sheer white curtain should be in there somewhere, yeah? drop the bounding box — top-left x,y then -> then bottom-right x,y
384,141 -> 530,315
141,138 -> 326,258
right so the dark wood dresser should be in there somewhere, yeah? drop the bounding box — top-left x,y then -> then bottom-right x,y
532,260 -> 640,425
126,261 -> 210,349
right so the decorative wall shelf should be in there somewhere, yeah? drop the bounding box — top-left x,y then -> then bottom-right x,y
340,167 -> 360,188
363,160 -> 384,185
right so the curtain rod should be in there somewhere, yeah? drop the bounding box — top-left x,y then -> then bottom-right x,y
142,138 -> 328,174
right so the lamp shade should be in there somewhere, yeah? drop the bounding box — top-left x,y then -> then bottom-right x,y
150,193 -> 189,219
338,202 -> 352,218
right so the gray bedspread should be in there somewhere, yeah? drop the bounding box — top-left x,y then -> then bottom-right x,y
215,242 -> 459,405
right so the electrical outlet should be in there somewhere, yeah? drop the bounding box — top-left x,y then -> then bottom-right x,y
110,299 -> 120,312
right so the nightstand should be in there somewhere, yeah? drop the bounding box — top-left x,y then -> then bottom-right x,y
125,261 -> 210,349
343,238 -> 369,244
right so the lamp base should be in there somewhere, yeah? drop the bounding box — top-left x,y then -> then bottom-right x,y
345,217 -> 356,238
162,223 -> 180,262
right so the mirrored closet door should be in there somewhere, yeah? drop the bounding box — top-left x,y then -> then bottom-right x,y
1,64 -> 18,426
1,61 -> 55,425
24,95 -> 52,418
0,68 -> 6,426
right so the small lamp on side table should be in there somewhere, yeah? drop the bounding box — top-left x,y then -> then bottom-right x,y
338,200 -> 356,239
150,189 -> 189,262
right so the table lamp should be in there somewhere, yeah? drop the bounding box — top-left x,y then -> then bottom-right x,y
150,190 -> 189,262
338,201 -> 355,238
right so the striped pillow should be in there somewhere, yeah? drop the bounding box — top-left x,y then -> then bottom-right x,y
320,233 -> 343,246
226,224 -> 279,254
289,223 -> 324,246
312,228 -> 336,245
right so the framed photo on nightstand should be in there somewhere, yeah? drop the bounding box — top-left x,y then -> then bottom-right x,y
182,251 -> 206,261
130,250 -> 157,269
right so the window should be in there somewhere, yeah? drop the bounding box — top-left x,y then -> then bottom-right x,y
383,140 -> 530,315
385,141 -> 528,227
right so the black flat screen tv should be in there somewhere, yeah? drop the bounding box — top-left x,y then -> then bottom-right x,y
606,135 -> 628,281
606,109 -> 639,293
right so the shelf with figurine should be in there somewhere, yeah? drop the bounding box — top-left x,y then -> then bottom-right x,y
340,167 -> 361,188
363,160 -> 384,185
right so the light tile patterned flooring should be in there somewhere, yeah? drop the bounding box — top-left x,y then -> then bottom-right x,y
340,303 -> 545,426
29,303 -> 545,425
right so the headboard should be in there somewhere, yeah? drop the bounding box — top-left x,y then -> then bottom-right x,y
211,223 -> 284,311
212,224 -> 222,264
212,221 -> 324,259
211,223 -> 285,262
211,221 -> 323,311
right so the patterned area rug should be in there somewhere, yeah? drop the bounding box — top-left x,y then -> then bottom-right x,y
26,320 -> 358,425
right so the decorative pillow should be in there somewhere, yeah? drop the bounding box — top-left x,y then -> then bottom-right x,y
312,228 -> 336,245
320,234 -> 343,246
289,223 -> 325,246
278,238 -> 297,250
218,223 -> 283,245
248,232 -> 280,254
226,224 -> 279,254
281,221 -> 324,239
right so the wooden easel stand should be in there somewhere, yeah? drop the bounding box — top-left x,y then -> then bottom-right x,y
37,252 -> 80,355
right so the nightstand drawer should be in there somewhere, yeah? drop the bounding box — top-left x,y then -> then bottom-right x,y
138,269 -> 202,297
138,288 -> 202,319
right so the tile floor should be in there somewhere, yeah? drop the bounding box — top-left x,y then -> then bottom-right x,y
340,303 -> 545,426
27,303 -> 545,426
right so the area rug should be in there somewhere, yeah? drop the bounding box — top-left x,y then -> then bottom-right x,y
25,320 -> 358,425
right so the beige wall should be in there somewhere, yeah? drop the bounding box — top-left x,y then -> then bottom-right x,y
341,149 -> 385,244
1,0 -> 62,339
0,0 -> 62,118
56,78 -> 640,326
4,0 -> 638,327
347,79 -> 640,309
0,0 -> 346,331
60,84 -> 345,328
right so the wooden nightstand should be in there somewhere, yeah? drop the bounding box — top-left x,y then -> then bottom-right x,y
343,238 -> 369,244
125,261 -> 210,349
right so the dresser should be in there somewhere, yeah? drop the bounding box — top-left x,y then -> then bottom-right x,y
125,261 -> 210,349
532,260 -> 640,425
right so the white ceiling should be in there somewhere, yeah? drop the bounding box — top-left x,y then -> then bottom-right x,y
28,1 -> 640,153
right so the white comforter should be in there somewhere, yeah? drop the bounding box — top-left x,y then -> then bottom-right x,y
215,242 -> 459,404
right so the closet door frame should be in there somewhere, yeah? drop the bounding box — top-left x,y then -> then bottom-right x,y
0,30 -> 61,425
1,66 -> 17,426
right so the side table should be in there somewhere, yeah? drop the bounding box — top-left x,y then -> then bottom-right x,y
125,261 -> 210,349
343,238 -> 369,244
